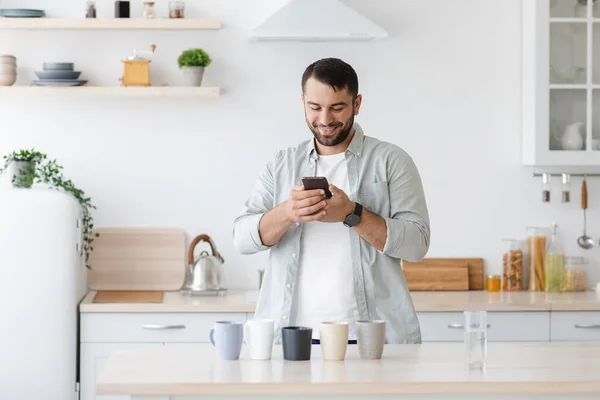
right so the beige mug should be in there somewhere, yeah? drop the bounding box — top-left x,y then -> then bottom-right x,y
319,321 -> 349,361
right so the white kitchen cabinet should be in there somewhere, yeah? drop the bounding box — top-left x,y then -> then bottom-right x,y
551,311 -> 600,341
80,312 -> 248,400
80,343 -> 162,400
417,312 -> 550,342
522,0 -> 600,168
81,312 -> 247,343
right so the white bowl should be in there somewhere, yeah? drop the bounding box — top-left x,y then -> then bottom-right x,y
0,73 -> 16,86
0,64 -> 16,73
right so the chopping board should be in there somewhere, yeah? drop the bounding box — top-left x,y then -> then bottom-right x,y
89,227 -> 186,291
92,291 -> 164,303
402,258 -> 485,290
403,264 -> 469,291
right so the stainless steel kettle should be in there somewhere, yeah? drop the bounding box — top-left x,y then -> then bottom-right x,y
181,234 -> 227,296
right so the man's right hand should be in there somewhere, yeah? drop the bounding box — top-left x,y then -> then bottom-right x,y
283,184 -> 327,223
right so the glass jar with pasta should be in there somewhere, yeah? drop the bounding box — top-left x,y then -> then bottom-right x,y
502,239 -> 524,291
526,226 -> 550,291
564,256 -> 587,291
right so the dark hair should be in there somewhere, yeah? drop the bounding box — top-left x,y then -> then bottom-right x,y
301,58 -> 359,100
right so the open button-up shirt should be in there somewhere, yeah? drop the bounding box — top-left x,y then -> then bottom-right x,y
233,123 -> 431,344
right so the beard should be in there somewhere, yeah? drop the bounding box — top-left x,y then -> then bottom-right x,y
307,114 -> 354,147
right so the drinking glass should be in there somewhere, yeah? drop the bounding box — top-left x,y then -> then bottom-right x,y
464,310 -> 487,370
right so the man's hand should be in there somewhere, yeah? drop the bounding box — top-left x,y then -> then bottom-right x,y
322,184 -> 355,223
282,184 -> 328,223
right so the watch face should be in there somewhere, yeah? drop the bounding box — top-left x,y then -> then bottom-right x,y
345,214 -> 360,227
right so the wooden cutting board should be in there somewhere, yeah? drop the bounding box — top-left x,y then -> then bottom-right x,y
92,291 -> 164,303
89,227 -> 186,291
402,258 -> 484,290
403,265 -> 469,291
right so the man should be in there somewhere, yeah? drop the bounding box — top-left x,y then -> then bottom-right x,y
233,58 -> 430,344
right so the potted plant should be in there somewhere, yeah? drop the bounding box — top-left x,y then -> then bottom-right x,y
177,48 -> 211,86
0,148 -> 96,269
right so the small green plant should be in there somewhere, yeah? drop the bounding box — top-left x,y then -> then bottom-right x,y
0,148 -> 96,269
177,48 -> 212,68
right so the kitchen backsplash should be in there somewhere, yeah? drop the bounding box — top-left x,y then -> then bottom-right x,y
2,0 -> 600,289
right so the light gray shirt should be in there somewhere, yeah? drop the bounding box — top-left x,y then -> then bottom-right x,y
233,123 -> 430,344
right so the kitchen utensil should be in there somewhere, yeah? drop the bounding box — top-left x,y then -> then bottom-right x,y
578,179 -> 594,249
120,44 -> 156,87
356,320 -> 386,360
35,70 -> 81,80
464,311 -> 487,370
181,234 -> 227,296
319,321 -> 349,361
244,319 -> 275,360
282,326 -> 312,361
209,321 -> 244,361
92,291 -> 163,303
89,227 -> 186,291
402,258 -> 484,289
561,121 -> 585,150
42,62 -> 74,71
0,8 -> 45,17
402,264 -> 469,291
31,80 -> 87,87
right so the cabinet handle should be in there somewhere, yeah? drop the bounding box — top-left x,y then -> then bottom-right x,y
142,324 -> 186,330
447,323 -> 491,329
574,324 -> 600,329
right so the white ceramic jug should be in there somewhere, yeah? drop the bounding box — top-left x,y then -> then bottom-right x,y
561,121 -> 584,151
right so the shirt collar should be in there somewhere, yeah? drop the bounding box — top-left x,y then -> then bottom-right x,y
306,122 -> 365,160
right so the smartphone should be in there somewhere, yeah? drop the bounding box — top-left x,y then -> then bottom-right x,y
302,176 -> 332,199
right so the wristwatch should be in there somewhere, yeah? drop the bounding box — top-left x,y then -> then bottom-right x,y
343,202 -> 363,228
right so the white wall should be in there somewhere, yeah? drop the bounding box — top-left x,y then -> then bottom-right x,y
2,0 -> 600,290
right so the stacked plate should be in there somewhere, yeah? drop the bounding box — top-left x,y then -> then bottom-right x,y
32,62 -> 87,87
0,8 -> 45,18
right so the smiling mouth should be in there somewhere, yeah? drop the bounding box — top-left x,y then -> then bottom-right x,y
319,126 -> 339,135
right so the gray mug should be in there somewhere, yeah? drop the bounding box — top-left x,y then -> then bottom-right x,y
209,321 -> 244,360
356,320 -> 386,360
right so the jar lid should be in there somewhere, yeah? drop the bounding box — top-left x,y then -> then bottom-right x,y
144,1 -> 155,4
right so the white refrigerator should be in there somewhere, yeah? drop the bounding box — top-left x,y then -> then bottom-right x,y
0,187 -> 88,400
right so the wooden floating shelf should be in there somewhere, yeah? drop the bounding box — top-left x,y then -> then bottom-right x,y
0,86 -> 221,97
0,17 -> 221,30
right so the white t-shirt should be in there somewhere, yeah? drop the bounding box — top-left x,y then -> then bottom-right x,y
291,152 -> 359,339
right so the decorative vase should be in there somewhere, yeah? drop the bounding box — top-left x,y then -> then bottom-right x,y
8,161 -> 36,188
181,66 -> 204,86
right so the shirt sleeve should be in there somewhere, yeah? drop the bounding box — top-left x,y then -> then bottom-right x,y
380,154 -> 430,261
232,153 -> 277,255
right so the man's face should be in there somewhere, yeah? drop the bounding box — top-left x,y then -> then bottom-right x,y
302,77 -> 361,148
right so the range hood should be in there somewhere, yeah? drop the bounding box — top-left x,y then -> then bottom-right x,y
250,0 -> 388,42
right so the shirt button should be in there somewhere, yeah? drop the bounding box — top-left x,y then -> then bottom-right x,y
291,253 -> 296,258
282,316 -> 287,320
295,222 -> 300,227
286,283 -> 292,288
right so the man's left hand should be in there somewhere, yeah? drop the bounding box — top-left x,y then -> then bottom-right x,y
322,184 -> 355,223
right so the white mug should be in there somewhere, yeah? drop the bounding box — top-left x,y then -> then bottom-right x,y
244,319 -> 274,360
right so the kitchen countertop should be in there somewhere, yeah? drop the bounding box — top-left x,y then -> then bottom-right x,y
79,290 -> 600,313
96,342 -> 600,396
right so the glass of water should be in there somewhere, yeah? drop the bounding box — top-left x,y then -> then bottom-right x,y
464,310 -> 487,370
